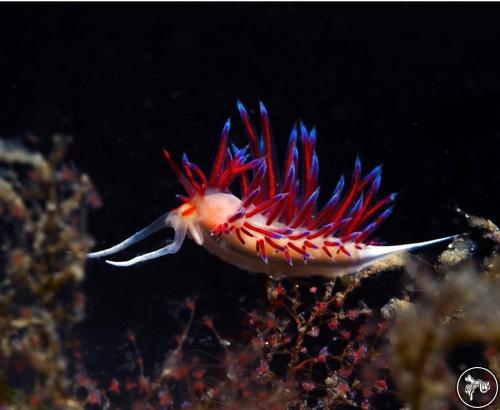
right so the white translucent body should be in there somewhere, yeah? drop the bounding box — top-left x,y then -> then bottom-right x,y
88,191 -> 456,278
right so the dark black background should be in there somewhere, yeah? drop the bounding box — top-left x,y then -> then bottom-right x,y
1,3 -> 499,388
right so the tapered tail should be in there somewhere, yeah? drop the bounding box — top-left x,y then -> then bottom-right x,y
365,234 -> 461,260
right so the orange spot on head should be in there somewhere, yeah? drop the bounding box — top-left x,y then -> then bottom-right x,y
181,205 -> 196,217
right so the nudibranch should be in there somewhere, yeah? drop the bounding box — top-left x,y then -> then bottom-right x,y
88,102 -> 455,277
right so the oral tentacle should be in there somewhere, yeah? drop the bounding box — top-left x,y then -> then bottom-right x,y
87,211 -> 171,259
106,221 -> 188,267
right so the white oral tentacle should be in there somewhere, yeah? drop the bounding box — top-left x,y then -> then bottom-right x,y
87,211 -> 171,259
105,214 -> 188,267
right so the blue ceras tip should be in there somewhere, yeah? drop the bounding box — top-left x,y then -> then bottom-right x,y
365,164 -> 383,182
299,121 -> 308,140
259,101 -> 268,116
309,127 -> 317,144
289,126 -> 298,143
256,159 -> 267,172
363,222 -> 377,233
350,196 -> 364,213
236,100 -> 247,114
231,143 -> 246,158
306,188 -> 320,203
380,206 -> 394,219
371,175 -> 382,192
354,156 -> 362,176
326,192 -> 340,207
335,175 -> 345,194
311,153 -> 319,173
222,118 -> 231,133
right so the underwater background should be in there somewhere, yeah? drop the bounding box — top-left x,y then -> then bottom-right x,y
1,4 -> 500,409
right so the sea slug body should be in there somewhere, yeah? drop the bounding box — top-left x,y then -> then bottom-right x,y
88,102 -> 455,278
